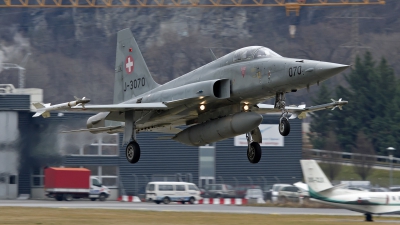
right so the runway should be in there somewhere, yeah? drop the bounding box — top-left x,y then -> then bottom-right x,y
0,200 -> 362,216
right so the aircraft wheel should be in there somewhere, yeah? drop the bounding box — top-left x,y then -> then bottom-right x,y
365,214 -> 373,222
279,118 -> 290,136
247,142 -> 262,164
126,141 -> 141,164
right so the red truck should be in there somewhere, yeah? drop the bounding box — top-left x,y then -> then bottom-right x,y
45,167 -> 110,201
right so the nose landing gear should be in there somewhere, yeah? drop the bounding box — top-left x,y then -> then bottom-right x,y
275,92 -> 291,136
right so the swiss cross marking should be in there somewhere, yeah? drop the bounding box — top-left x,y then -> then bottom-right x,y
125,56 -> 134,74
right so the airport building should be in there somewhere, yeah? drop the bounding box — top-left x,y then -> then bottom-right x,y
0,87 -> 302,200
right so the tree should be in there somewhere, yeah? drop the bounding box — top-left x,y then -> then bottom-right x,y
352,131 -> 375,180
308,83 -> 332,149
320,131 -> 342,181
331,53 -> 399,155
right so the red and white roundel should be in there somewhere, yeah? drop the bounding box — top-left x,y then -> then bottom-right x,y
125,55 -> 134,74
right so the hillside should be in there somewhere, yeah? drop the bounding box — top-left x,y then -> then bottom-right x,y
0,3 -> 399,104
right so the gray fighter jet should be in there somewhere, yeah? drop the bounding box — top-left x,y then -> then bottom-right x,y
33,28 -> 349,164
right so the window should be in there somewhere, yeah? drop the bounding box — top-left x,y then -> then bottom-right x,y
215,185 -> 222,191
176,185 -> 186,191
233,48 -> 255,62
189,185 -> 198,191
159,185 -> 173,191
65,134 -> 119,156
254,47 -> 282,59
92,178 -> 101,186
81,165 -> 118,188
31,167 -> 44,187
147,184 -> 155,191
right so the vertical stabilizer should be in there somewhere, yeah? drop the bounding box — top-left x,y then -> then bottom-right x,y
113,28 -> 159,104
300,160 -> 333,192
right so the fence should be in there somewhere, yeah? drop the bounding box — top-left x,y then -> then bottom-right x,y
303,149 -> 400,169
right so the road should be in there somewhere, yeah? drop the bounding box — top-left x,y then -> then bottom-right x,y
0,200 -> 365,216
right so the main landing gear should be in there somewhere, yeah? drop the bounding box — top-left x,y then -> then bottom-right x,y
246,132 -> 261,164
275,92 -> 290,136
365,213 -> 373,222
126,141 -> 140,164
126,124 -> 141,164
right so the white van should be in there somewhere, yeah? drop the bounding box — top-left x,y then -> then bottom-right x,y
146,182 -> 202,204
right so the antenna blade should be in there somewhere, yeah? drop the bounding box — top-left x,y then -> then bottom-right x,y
209,48 -> 217,60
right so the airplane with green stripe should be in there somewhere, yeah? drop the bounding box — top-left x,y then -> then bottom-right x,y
301,160 -> 400,222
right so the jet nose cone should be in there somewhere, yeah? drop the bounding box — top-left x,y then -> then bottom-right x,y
315,62 -> 350,78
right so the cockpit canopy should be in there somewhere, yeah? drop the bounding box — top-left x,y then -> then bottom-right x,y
232,46 -> 281,62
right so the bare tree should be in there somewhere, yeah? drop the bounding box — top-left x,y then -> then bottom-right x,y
320,131 -> 342,181
352,131 -> 376,180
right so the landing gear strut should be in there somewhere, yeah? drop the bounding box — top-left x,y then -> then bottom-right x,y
246,132 -> 261,164
365,213 -> 373,222
275,92 -> 290,136
125,124 -> 141,164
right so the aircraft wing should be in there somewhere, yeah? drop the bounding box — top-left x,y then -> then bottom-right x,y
33,100 -> 168,118
255,98 -> 348,119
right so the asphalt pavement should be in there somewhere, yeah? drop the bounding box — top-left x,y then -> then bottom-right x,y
0,200 -> 362,216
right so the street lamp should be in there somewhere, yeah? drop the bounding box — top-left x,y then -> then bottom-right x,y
387,147 -> 396,187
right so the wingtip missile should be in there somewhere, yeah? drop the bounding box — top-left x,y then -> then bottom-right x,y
31,96 -> 91,118
331,98 -> 348,110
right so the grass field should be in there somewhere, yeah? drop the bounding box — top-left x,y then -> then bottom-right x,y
319,163 -> 400,187
1,207 -> 400,225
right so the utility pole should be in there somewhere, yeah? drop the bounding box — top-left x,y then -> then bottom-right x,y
328,6 -> 383,64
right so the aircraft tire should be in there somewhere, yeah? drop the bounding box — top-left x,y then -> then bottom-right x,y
126,141 -> 141,164
247,142 -> 262,164
365,214 -> 373,222
279,118 -> 290,136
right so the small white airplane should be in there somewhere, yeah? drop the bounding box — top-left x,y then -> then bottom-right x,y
300,160 -> 400,222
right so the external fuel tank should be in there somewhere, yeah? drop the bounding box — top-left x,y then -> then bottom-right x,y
173,112 -> 263,146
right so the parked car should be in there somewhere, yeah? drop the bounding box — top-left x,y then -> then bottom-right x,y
203,184 -> 236,198
146,181 -> 202,204
262,185 -> 273,201
370,187 -> 389,192
270,184 -> 291,203
278,185 -> 308,203
245,188 -> 264,200
235,185 -> 261,198
389,187 -> 400,192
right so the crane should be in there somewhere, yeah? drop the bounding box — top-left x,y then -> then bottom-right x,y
0,0 -> 386,16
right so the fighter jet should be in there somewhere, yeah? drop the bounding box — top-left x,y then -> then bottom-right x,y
33,28 -> 349,164
301,160 -> 400,222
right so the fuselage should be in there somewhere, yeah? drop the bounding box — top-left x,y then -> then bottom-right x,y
311,188 -> 400,214
102,46 -> 348,130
